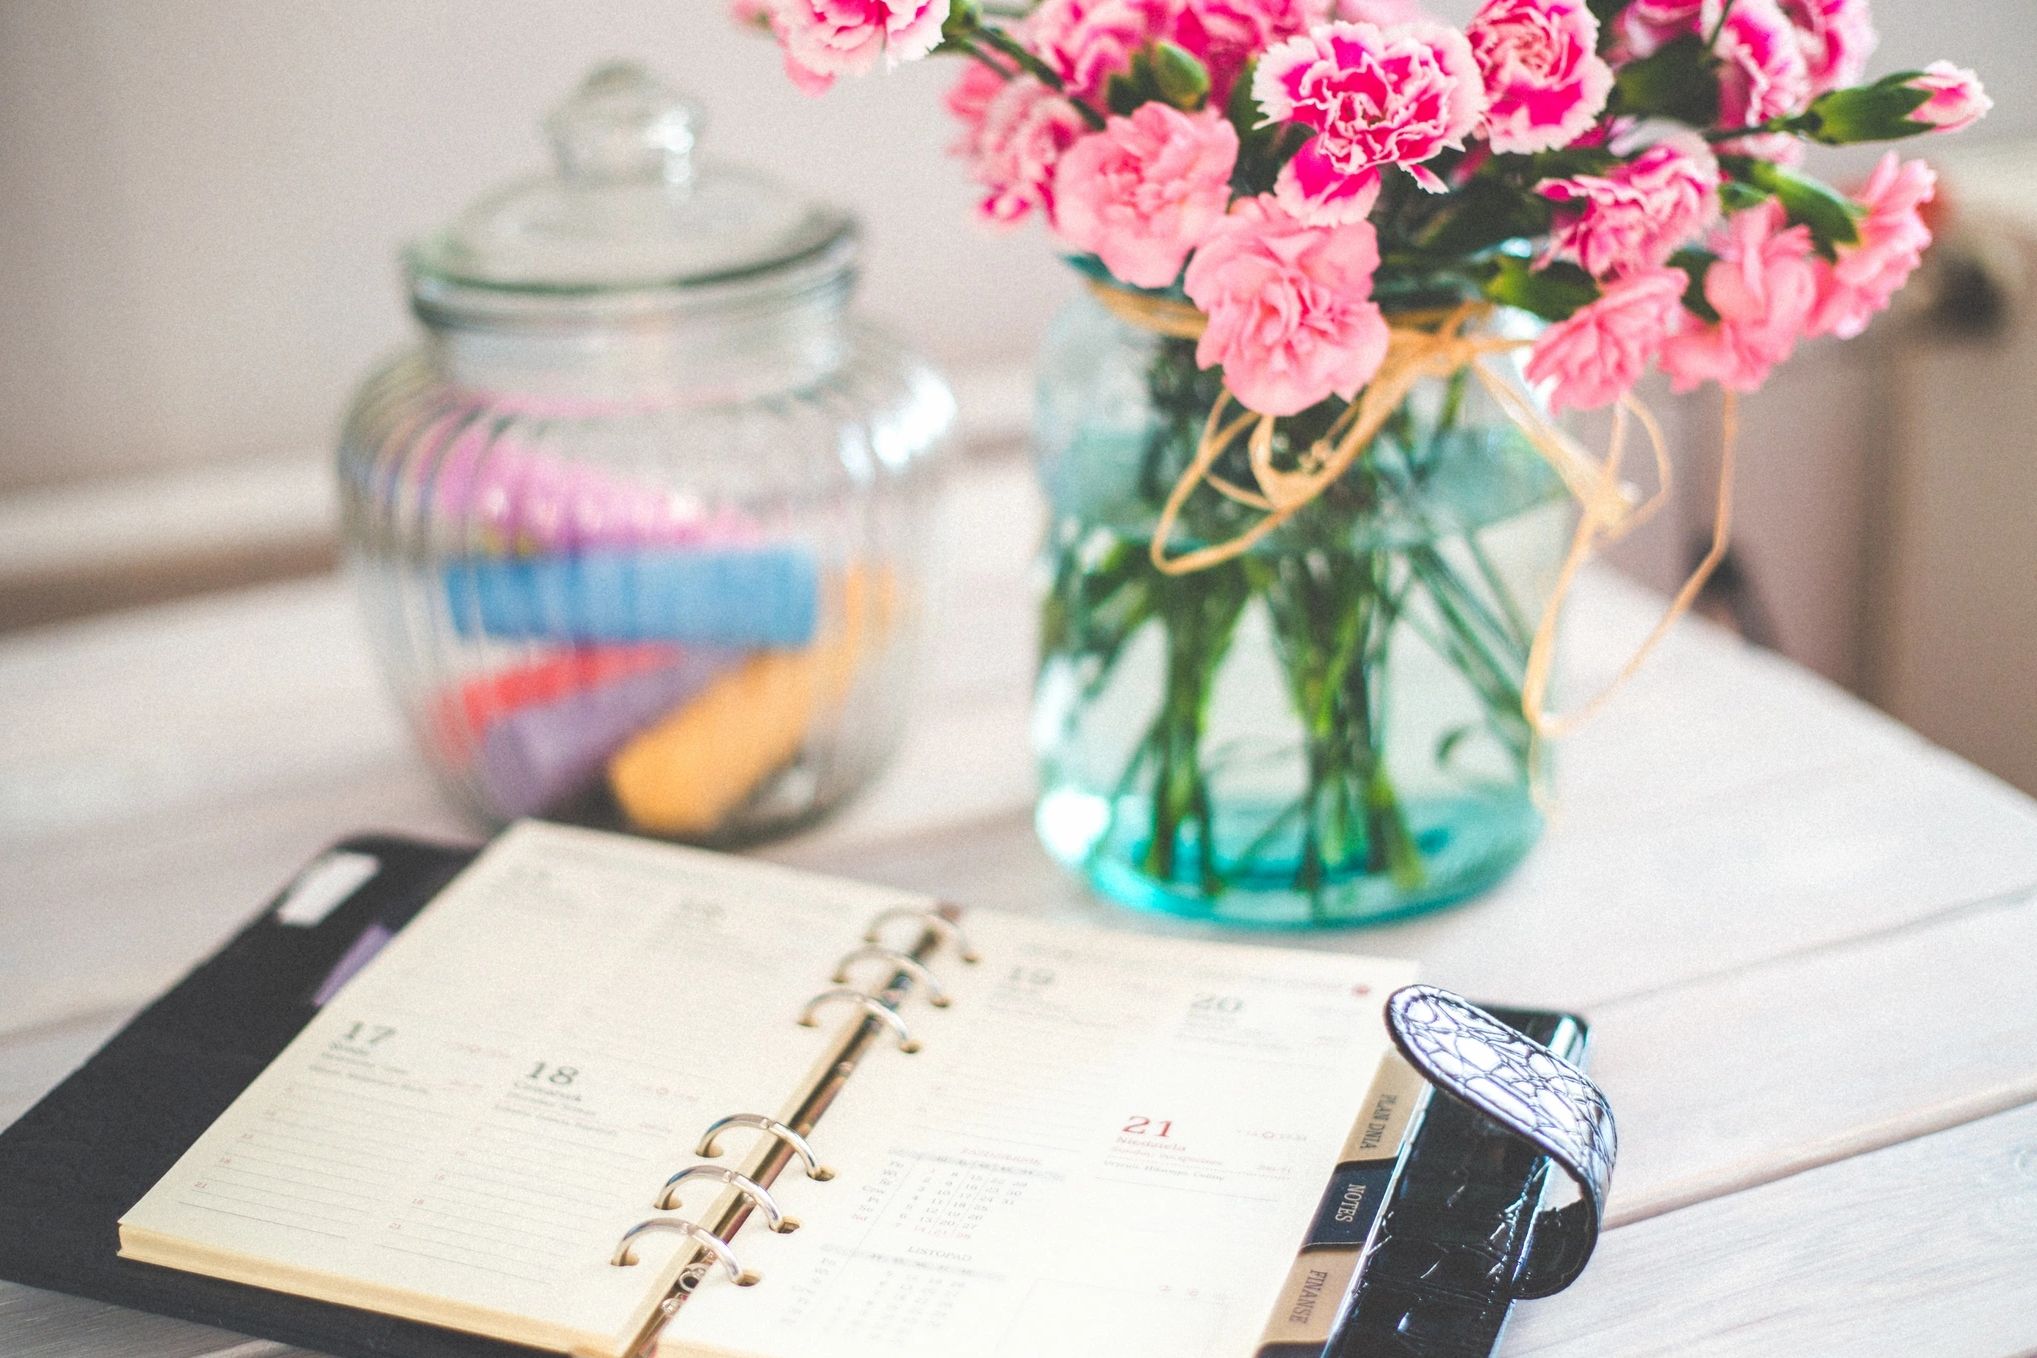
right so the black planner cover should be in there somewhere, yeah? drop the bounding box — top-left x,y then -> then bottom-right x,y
0,834 -> 1586,1358
0,834 -> 548,1358
1331,1006 -> 1589,1358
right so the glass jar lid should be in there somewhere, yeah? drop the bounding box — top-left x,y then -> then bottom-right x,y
407,62 -> 857,325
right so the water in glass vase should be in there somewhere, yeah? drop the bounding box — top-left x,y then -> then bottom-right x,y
1031,291 -> 1569,928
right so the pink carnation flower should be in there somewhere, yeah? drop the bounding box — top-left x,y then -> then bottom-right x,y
1906,62 -> 1992,134
1614,0 -> 1712,59
1183,196 -> 1391,416
732,0 -> 838,93
969,77 -> 1090,228
1029,0 -> 1313,106
1526,268 -> 1689,413
1027,0 -> 1182,101
1467,0 -> 1614,155
1777,0 -> 1876,95
1809,152 -> 1936,340
1193,0 -> 1323,99
943,59 -> 1005,153
1255,21 -> 1486,225
1659,202 -> 1820,394
1539,136 -> 1720,279
774,0 -> 952,77
1331,0 -> 1431,21
1714,0 -> 1812,153
1054,105 -> 1241,288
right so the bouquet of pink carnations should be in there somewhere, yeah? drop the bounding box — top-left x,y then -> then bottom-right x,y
736,0 -> 1988,925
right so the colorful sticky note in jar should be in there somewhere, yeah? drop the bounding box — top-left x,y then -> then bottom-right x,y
607,569 -> 893,835
471,647 -> 744,818
442,545 -> 822,649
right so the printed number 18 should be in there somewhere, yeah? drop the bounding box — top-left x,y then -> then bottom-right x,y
527,1063 -> 579,1086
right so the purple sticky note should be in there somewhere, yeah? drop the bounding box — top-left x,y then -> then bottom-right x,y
475,648 -> 744,817
313,924 -> 397,1008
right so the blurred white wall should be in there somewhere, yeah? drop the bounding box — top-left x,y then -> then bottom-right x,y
0,0 -> 2031,493
0,0 -> 1071,493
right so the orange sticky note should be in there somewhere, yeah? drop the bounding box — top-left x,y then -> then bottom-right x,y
606,569 -> 892,836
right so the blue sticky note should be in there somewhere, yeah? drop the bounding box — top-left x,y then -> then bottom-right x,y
444,546 -> 821,648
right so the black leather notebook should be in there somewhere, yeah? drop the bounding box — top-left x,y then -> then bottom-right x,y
0,835 -> 540,1358
0,833 -> 1604,1358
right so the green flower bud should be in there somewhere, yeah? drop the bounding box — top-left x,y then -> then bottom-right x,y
1801,73 -> 1938,145
1151,41 -> 1211,110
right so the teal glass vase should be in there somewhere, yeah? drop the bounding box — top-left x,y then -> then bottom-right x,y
1031,288 -> 1572,928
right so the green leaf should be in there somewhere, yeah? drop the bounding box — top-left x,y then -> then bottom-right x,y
1483,256 -> 1600,322
1737,158 -> 1863,251
1610,34 -> 1721,125
1151,41 -> 1210,110
1105,71 -> 1145,117
1716,179 -> 1773,213
1410,175 -> 1553,258
1227,55 -> 1261,129
1229,57 -> 1307,198
1435,724 -> 1477,769
1587,0 -> 1638,31
1668,248 -> 1720,325
1519,144 -> 1620,180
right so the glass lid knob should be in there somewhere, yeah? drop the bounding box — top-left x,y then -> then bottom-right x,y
544,62 -> 704,186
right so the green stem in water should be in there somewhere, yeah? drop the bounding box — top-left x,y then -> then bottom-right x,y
1136,563 -> 1250,894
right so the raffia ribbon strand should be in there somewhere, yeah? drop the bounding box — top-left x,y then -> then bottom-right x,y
1086,279 -> 1739,740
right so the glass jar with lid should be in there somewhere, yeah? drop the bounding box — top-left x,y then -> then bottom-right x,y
338,63 -> 955,842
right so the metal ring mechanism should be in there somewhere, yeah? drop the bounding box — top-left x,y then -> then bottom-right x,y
695,1114 -> 834,1182
609,1218 -> 753,1285
656,1165 -> 799,1233
863,907 -> 979,964
797,987 -> 921,1052
831,946 -> 951,1007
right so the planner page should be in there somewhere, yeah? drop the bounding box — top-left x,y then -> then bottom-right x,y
120,821 -> 933,1358
666,910 -> 1416,1358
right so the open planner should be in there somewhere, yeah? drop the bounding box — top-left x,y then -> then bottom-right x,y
114,822 -> 1427,1358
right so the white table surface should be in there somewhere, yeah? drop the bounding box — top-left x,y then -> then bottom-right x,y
5,456 -> 2037,1358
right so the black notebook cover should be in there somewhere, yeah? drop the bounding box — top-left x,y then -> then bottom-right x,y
0,834 -> 549,1358
0,835 -> 1582,1358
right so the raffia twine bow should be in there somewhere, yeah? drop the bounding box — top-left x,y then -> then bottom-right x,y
1086,280 -> 1740,745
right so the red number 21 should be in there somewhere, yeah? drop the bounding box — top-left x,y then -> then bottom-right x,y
1122,1115 -> 1174,1137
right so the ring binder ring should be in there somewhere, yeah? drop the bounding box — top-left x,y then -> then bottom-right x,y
695,1114 -> 834,1181
609,1218 -> 754,1285
831,946 -> 952,1007
797,987 -> 922,1052
863,906 -> 979,964
656,1165 -> 799,1233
